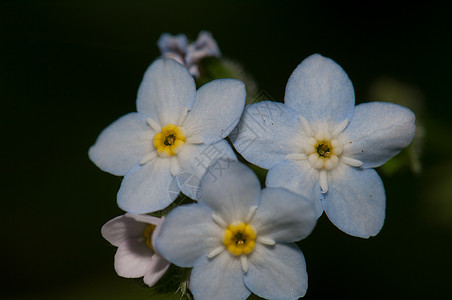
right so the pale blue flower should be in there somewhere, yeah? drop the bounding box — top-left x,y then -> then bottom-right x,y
158,31 -> 221,77
155,161 -> 317,300
89,58 -> 245,213
232,54 -> 416,238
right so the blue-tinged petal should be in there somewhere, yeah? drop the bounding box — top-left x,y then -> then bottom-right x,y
117,158 -> 175,214
136,58 -> 196,125
231,101 -> 303,169
176,140 -> 237,200
89,113 -> 153,176
190,251 -> 250,300
155,204 -> 221,267
341,102 -> 416,168
251,188 -> 317,243
323,165 -> 386,238
198,161 -> 261,224
244,243 -> 308,300
183,79 -> 245,144
266,160 -> 323,217
285,54 -> 355,125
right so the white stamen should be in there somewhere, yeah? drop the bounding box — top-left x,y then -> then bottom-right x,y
186,135 -> 204,144
308,153 -> 319,166
314,158 -> 324,169
211,214 -> 227,228
207,246 -> 225,259
299,115 -> 312,136
307,137 -> 317,146
285,153 -> 307,161
315,131 -> 331,141
140,152 -> 157,165
240,255 -> 249,273
170,157 -> 181,176
331,140 -> 343,155
146,118 -> 161,132
177,107 -> 190,125
245,205 -> 258,223
341,156 -> 363,167
257,236 -> 276,246
324,155 -> 339,170
319,170 -> 328,193
173,145 -> 184,155
324,158 -> 335,170
332,119 -> 349,137
303,143 -> 316,154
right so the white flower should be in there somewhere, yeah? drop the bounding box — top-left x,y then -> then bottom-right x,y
157,31 -> 221,77
155,161 -> 317,300
101,214 -> 170,287
89,58 -> 245,213
232,54 -> 416,238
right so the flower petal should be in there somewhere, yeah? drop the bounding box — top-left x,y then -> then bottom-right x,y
157,33 -> 188,62
266,160 -> 323,217
151,216 -> 165,249
143,254 -> 170,287
190,251 -> 250,300
176,140 -> 237,200
323,165 -> 386,238
117,158 -> 175,214
114,239 -> 153,278
126,214 -> 165,251
198,161 -> 261,224
341,102 -> 416,168
136,58 -> 196,125
155,203 -> 221,267
101,215 -> 147,247
126,214 -> 162,226
231,101 -> 303,169
285,54 -> 355,125
251,188 -> 317,243
186,31 -> 221,66
88,113 -> 153,176
244,243 -> 308,300
183,79 -> 245,144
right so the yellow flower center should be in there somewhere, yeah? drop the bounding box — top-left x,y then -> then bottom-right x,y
316,141 -> 332,158
223,222 -> 257,256
144,224 -> 157,251
153,124 -> 186,157
304,132 -> 343,170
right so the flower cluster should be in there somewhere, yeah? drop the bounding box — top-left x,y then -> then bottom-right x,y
90,33 -> 415,299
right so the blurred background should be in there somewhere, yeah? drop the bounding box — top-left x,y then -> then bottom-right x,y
2,1 -> 451,299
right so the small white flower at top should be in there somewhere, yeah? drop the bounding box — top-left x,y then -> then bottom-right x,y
157,31 -> 221,77
155,161 -> 317,300
89,58 -> 245,213
232,54 -> 416,238
101,214 -> 170,287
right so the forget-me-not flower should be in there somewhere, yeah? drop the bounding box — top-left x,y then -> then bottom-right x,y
155,161 -> 317,300
232,54 -> 416,238
157,31 -> 221,77
89,58 -> 245,213
101,214 -> 170,287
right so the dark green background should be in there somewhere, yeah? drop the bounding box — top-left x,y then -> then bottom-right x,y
2,1 -> 452,299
